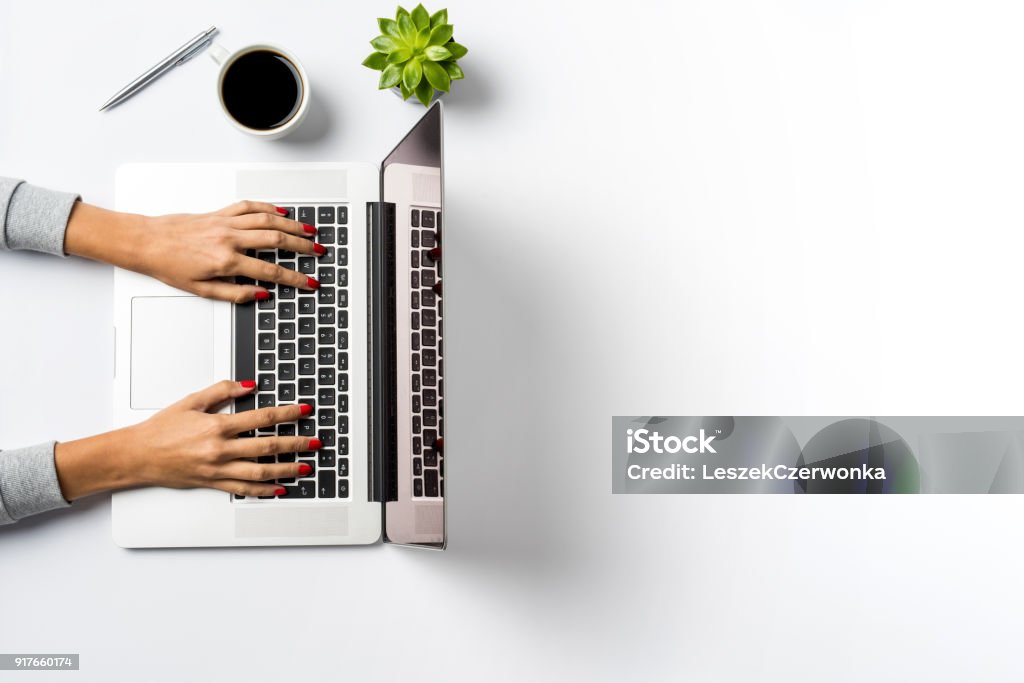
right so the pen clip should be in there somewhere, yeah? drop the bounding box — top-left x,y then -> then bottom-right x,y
175,38 -> 213,66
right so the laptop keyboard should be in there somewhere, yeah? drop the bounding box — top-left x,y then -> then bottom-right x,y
237,204 -> 351,501
409,208 -> 444,499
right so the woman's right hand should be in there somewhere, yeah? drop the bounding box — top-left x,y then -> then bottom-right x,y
54,381 -> 320,501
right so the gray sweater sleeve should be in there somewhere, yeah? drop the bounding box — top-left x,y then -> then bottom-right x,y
0,176 -> 79,255
0,177 -> 78,524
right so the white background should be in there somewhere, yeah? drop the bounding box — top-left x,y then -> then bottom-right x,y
3,1 -> 1024,681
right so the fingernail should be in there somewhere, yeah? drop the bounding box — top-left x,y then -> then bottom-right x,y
254,290 -> 271,301
435,436 -> 444,451
429,247 -> 441,261
308,438 -> 323,450
299,403 -> 314,416
313,243 -> 326,256
298,464 -> 313,475
432,281 -> 442,295
239,380 -> 257,389
305,276 -> 320,290
303,223 -> 316,234
276,207 -> 288,215
274,487 -> 286,496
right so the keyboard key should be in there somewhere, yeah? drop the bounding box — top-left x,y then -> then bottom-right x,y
411,271 -> 419,288
338,310 -> 348,328
321,246 -> 335,265
338,331 -> 349,350
259,353 -> 275,371
299,358 -> 315,375
422,329 -> 437,346
421,230 -> 435,248
279,424 -> 295,436
413,437 -> 422,455
338,458 -> 349,476
425,470 -> 439,497
423,409 -> 437,427
295,480 -> 316,498
421,211 -> 435,229
338,248 -> 348,266
411,251 -> 419,268
279,363 -> 296,381
280,343 -> 296,360
298,207 -> 316,223
280,206 -> 295,219
317,226 -> 335,244
317,206 -> 335,224
318,470 -> 336,498
423,369 -> 436,386
279,302 -> 296,320
318,367 -> 335,385
298,297 -> 315,315
298,257 -> 315,274
318,409 -> 335,427
338,353 -> 348,371
318,288 -> 335,305
413,416 -> 421,433
412,354 -> 420,372
338,227 -> 348,245
338,395 -> 348,413
422,290 -> 436,307
318,430 -> 336,447
258,333 -> 274,350
299,419 -> 316,437
412,333 -> 420,351
411,209 -> 420,227
317,348 -> 335,365
299,338 -> 316,355
318,327 -> 335,345
339,437 -> 349,455
317,308 -> 335,325
338,268 -> 348,286
298,317 -> 315,335
411,292 -> 419,309
339,416 -> 349,434
413,458 -> 422,476
338,373 -> 349,391
338,291 -> 348,308
318,387 -> 335,406
258,313 -> 275,330
412,231 -> 420,248
338,479 -> 349,498
318,267 -> 335,285
423,388 -> 436,406
279,285 -> 295,300
422,349 -> 437,366
412,395 -> 421,413
258,394 -> 275,409
278,383 -> 295,402
338,206 -> 348,224
412,375 -> 420,392
279,322 -> 296,340
423,429 -> 437,448
422,309 -> 436,327
299,378 -> 315,395
421,270 -> 435,287
414,479 -> 423,497
258,294 -> 274,310
411,312 -> 420,330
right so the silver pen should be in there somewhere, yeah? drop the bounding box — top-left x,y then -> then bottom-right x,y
99,26 -> 219,111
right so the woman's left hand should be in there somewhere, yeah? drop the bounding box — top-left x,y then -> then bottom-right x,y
65,200 -> 326,303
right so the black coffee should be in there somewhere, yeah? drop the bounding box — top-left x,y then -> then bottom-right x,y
221,50 -> 302,130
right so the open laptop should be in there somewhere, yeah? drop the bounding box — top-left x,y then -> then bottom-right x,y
111,102 -> 446,549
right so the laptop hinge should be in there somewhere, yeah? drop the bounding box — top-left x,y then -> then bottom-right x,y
367,200 -> 397,507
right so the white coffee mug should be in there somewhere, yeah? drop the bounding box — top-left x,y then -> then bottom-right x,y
209,43 -> 310,140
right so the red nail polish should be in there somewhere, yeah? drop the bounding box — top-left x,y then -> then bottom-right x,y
306,276 -> 320,290
254,290 -> 271,301
276,207 -> 287,215
298,464 -> 313,475
303,223 -> 316,234
274,487 -> 286,496
299,403 -> 314,416
308,438 -> 323,450
432,281 -> 442,296
313,243 -> 326,256
429,247 -> 441,261
434,437 -> 444,452
239,380 -> 257,389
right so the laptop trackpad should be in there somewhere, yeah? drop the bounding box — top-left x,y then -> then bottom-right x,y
131,297 -> 215,410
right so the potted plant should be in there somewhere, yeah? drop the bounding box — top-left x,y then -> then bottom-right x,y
362,4 -> 469,106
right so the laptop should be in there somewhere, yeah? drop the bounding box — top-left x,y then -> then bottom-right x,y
111,102 -> 446,549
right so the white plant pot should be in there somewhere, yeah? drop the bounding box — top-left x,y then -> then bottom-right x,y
391,86 -> 444,104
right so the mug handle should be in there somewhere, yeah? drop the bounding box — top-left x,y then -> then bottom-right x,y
209,43 -> 229,66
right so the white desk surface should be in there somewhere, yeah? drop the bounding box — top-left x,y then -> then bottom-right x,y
3,1 -> 1024,681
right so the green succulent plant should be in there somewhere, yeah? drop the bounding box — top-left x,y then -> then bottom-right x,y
362,4 -> 468,106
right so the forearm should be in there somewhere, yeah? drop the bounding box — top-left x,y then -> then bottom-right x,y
63,202 -> 150,271
53,428 -> 141,501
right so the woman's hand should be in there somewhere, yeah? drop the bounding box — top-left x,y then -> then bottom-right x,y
54,381 -> 321,501
64,200 -> 326,303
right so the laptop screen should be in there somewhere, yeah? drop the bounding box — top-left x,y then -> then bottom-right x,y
378,102 -> 446,548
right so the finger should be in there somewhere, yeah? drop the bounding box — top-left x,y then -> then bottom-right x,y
234,229 -> 322,257
231,255 -> 319,290
180,379 -> 256,412
216,200 -> 289,219
192,279 -> 272,304
206,479 -> 286,498
216,458 -> 315,482
229,212 -> 315,238
223,436 -> 321,460
222,402 -> 314,435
